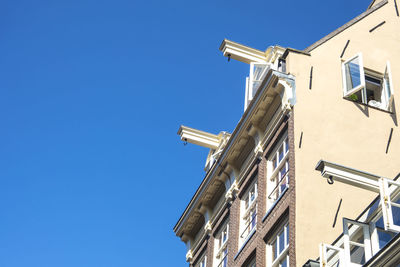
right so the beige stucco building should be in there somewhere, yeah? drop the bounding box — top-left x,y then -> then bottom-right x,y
174,0 -> 400,266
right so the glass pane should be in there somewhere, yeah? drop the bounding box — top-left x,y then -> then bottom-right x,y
392,197 -> 400,225
250,189 -> 255,202
273,157 -> 277,170
253,65 -> 266,80
375,216 -> 384,228
281,256 -> 288,267
279,145 -> 284,162
251,210 -> 257,229
279,164 -> 287,179
272,240 -> 277,261
384,68 -> 391,99
350,244 -> 365,265
285,137 -> 289,153
286,225 -> 289,246
252,81 -> 261,97
223,228 -> 227,243
280,177 -> 288,194
345,56 -> 362,93
350,235 -> 366,265
279,230 -> 285,254
377,229 -> 393,249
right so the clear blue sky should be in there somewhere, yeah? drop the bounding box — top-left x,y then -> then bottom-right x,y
0,0 -> 372,266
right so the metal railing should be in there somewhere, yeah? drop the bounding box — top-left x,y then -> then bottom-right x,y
240,211 -> 257,239
268,171 -> 289,201
217,253 -> 228,267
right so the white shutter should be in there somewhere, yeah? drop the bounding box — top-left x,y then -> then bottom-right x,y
342,53 -> 365,98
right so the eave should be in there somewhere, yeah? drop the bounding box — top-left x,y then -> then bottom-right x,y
173,69 -> 295,237
219,39 -> 268,64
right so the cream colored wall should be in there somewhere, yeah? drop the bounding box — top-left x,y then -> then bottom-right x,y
287,1 -> 400,265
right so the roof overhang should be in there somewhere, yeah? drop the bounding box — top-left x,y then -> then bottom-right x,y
178,126 -> 220,150
219,39 -> 268,64
174,69 -> 295,237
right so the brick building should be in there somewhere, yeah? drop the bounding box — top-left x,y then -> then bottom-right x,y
173,0 -> 400,266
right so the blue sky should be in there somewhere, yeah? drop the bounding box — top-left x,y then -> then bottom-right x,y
0,0 -> 372,266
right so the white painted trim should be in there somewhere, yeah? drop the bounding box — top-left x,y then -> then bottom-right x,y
384,61 -> 394,111
315,160 -> 382,192
178,125 -> 220,149
219,39 -> 267,64
342,53 -> 366,98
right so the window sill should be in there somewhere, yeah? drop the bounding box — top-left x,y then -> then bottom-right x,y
234,227 -> 256,260
343,97 -> 393,114
263,187 -> 288,223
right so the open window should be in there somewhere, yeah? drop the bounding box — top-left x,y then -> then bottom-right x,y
383,61 -> 394,111
245,63 -> 269,110
319,244 -> 345,267
342,53 -> 394,111
379,178 -> 400,232
343,218 -> 373,266
342,53 -> 366,99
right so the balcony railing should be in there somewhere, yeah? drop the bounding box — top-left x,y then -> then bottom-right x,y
240,211 -> 257,239
268,171 -> 289,201
217,253 -> 228,267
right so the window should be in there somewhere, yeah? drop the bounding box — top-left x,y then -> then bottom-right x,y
342,53 -> 394,111
240,179 -> 258,243
245,63 -> 270,110
214,221 -> 228,267
195,252 -> 207,267
268,222 -> 289,267
342,214 -> 398,266
267,134 -> 289,210
379,178 -> 400,232
246,257 -> 256,267
343,218 -> 372,266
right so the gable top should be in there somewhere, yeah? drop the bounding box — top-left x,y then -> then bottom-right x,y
368,0 -> 381,9
304,0 -> 388,53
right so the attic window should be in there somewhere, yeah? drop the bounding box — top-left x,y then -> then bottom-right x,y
245,63 -> 269,110
342,53 -> 394,111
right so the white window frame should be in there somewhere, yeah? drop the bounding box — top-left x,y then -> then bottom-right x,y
383,61 -> 395,111
319,243 -> 345,267
267,133 -> 289,209
240,180 -> 258,243
342,53 -> 366,98
379,178 -> 400,232
342,53 -> 395,112
343,218 -> 373,266
195,252 -> 207,267
245,63 -> 269,110
214,221 -> 229,267
267,221 -> 289,267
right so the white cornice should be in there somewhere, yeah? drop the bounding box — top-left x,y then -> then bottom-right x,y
178,126 -> 221,150
219,39 -> 267,64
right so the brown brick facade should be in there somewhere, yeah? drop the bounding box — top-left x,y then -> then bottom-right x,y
190,112 -> 296,267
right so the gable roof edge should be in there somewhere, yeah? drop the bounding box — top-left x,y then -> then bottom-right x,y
304,0 -> 388,53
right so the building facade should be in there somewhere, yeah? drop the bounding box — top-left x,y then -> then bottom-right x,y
174,0 -> 400,266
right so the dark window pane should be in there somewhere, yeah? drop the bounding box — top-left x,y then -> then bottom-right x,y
279,230 -> 285,254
